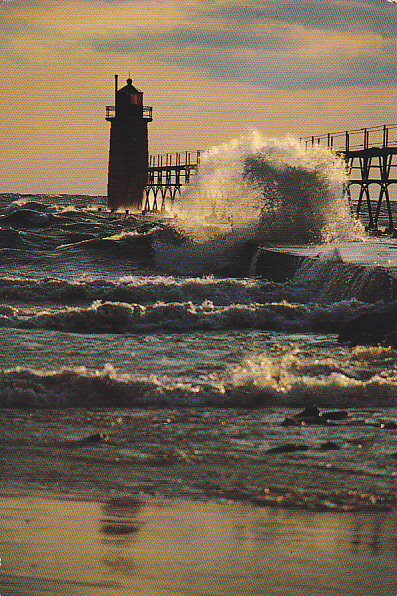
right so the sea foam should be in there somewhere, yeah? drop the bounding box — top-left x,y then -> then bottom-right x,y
0,297 -> 376,335
155,132 -> 364,275
2,361 -> 397,409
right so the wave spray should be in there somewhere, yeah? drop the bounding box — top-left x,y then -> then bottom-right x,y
155,131 -> 364,275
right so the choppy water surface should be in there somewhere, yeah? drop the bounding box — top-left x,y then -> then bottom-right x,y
1,133 -> 397,512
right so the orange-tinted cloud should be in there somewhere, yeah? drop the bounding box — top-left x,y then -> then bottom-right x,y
1,0 -> 396,193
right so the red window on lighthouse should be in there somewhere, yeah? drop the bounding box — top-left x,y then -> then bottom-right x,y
130,93 -> 143,105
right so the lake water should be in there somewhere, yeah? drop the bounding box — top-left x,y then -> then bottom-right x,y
2,133 -> 397,593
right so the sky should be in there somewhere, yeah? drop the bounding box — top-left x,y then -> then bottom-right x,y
1,0 -> 397,195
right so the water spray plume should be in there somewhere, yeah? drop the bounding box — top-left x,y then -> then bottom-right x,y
156,132 -> 364,275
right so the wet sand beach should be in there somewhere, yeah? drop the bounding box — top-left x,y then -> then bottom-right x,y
0,494 -> 396,596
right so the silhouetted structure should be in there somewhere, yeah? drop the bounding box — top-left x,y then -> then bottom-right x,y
300,124 -> 397,233
106,76 -> 152,210
144,151 -> 200,210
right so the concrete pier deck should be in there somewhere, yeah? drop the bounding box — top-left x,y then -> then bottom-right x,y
251,239 -> 397,283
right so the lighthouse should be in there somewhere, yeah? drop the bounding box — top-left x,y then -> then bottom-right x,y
105,76 -> 153,211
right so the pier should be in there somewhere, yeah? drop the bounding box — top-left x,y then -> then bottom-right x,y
300,124 -> 397,233
142,151 -> 200,211
105,81 -> 397,231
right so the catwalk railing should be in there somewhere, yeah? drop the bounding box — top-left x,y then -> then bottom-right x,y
142,151 -> 200,211
299,123 -> 397,153
300,124 -> 397,233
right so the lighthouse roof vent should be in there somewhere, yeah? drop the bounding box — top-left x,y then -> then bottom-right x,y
116,79 -> 143,106
118,79 -> 141,94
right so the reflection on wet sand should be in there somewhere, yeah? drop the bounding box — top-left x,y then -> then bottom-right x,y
351,511 -> 397,556
0,495 -> 396,596
100,496 -> 142,540
100,496 -> 143,574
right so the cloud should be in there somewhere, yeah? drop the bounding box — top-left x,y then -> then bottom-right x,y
2,0 -> 397,91
90,21 -> 397,90
192,0 -> 397,37
91,27 -> 293,54
85,0 -> 397,90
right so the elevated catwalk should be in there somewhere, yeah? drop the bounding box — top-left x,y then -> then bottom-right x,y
301,124 -> 397,233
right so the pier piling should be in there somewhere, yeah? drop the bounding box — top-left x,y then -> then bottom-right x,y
301,124 -> 397,234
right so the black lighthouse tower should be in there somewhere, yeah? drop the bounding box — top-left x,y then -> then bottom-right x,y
106,76 -> 153,210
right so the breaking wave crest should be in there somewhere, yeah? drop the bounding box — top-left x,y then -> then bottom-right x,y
0,297 -> 376,335
3,361 -> 397,409
155,132 -> 364,275
0,253 -> 394,312
0,275 -> 269,305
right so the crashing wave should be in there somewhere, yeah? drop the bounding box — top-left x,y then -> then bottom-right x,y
155,132 -> 364,275
0,298 -> 376,335
1,363 -> 396,409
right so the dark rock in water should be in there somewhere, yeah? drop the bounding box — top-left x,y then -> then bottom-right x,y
293,405 -> 348,424
321,410 -> 348,421
319,441 -> 340,451
295,404 -> 320,418
338,303 -> 397,348
302,416 -> 335,426
64,432 -> 109,446
280,417 -> 300,427
267,443 -> 309,454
